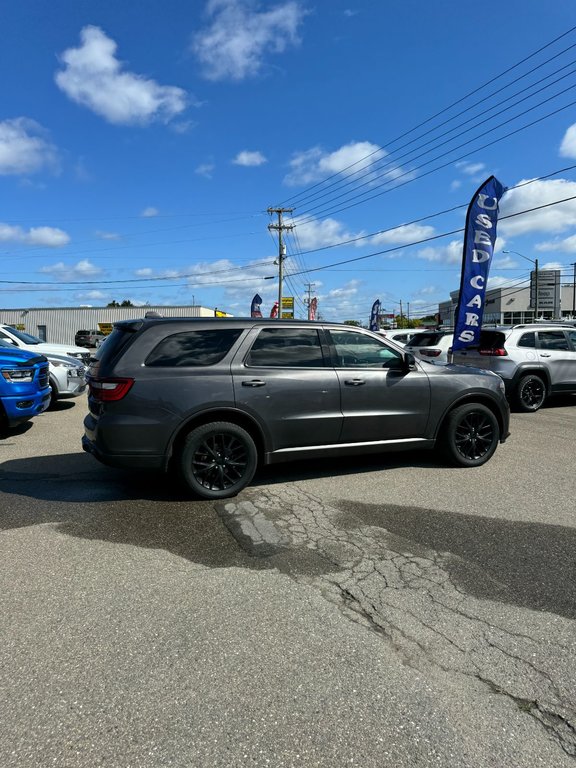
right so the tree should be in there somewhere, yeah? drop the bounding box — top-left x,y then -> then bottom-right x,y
107,300 -> 135,307
343,320 -> 361,326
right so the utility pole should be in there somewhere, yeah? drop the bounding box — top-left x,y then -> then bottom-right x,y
267,207 -> 294,318
534,258 -> 539,320
304,282 -> 316,320
399,299 -> 403,328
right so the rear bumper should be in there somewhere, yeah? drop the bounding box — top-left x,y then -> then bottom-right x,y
82,434 -> 165,470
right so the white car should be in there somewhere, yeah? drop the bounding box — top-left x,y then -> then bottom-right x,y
0,324 -> 90,364
404,330 -> 454,363
45,353 -> 87,408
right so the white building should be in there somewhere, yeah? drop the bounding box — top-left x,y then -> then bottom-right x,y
0,305 -> 231,345
439,272 -> 576,326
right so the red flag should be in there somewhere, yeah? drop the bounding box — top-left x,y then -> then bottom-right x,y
308,297 -> 318,321
269,301 -> 279,318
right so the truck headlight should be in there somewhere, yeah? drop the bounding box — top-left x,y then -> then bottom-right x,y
2,368 -> 34,383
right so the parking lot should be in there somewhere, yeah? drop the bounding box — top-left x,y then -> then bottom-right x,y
1,394 -> 575,767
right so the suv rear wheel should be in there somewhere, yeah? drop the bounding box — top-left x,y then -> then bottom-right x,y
179,421 -> 258,499
442,403 -> 500,467
514,374 -> 546,412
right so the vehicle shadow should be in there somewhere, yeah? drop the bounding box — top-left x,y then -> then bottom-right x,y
336,500 -> 576,621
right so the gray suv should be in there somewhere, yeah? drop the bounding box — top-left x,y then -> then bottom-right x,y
82,318 -> 510,499
452,323 -> 576,412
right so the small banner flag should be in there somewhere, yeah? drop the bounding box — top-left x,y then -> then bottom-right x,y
308,297 -> 318,321
369,299 -> 381,331
250,293 -> 263,317
452,176 -> 506,352
269,301 -> 279,318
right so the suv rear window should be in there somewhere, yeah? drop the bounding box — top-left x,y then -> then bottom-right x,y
146,329 -> 243,367
246,328 -> 324,367
409,332 -> 444,347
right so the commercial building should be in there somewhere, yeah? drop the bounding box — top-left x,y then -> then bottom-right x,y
0,305 -> 231,345
439,270 -> 576,326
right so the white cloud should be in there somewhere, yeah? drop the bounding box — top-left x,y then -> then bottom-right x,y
141,206 -> 159,217
95,231 -> 121,240
499,178 -> 576,236
560,123 -> 576,158
40,259 -> 104,281
0,118 -> 58,176
291,216 -> 360,249
55,26 -> 188,125
135,267 -> 153,276
233,150 -> 267,166
76,290 -> 108,301
450,180 -> 462,191
417,239 -> 462,264
195,163 -> 214,178
370,223 -> 435,246
0,223 -> 70,247
285,141 -> 386,186
455,161 -> 486,176
192,0 -> 306,81
536,234 -> 576,253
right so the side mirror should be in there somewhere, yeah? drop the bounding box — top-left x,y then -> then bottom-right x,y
402,352 -> 417,373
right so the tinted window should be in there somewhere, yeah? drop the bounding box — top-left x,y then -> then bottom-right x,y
329,329 -> 402,368
537,331 -> 570,351
517,332 -> 536,348
568,330 -> 576,349
246,328 -> 324,367
408,332 -> 443,347
146,329 -> 242,367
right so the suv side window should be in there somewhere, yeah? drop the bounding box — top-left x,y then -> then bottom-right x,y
246,328 -> 324,367
145,329 -> 243,367
567,330 -> 576,349
517,332 -> 536,348
537,331 -> 570,351
329,329 -> 403,368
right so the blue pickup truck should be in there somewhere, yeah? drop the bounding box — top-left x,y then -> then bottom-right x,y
0,343 -> 51,429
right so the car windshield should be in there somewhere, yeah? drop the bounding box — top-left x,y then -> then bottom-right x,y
3,327 -> 42,344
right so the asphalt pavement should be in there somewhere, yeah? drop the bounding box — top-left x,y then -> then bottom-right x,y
1,394 -> 575,767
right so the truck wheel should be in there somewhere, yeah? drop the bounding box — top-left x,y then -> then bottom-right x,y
179,422 -> 258,500
514,374 -> 546,412
442,403 -> 500,467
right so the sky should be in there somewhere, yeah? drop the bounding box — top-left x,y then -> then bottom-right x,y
2,0 -> 576,324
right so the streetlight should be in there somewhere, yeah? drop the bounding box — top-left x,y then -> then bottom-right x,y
502,249 -> 539,320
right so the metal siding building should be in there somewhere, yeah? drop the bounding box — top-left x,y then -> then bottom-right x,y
0,306 -> 230,345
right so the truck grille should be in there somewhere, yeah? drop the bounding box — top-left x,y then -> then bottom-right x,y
38,365 -> 49,389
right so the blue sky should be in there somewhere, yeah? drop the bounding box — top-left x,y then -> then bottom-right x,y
2,0 -> 576,323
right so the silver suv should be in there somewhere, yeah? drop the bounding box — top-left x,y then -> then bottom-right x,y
452,323 -> 576,412
82,318 -> 510,499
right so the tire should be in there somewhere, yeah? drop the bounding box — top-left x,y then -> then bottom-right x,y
179,422 -> 258,500
514,374 -> 546,413
442,403 -> 500,467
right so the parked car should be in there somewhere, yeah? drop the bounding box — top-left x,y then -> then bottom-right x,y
404,330 -> 454,362
0,325 -> 91,364
83,318 -> 510,500
44,353 -> 87,408
0,344 -> 50,430
452,323 -> 576,412
75,329 -> 106,348
376,330 -> 416,346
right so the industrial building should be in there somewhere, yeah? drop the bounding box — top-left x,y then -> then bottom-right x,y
0,305 -> 231,345
439,270 -> 576,326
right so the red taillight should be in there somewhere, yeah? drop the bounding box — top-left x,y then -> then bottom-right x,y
479,347 -> 507,356
420,349 -> 442,357
88,377 -> 134,401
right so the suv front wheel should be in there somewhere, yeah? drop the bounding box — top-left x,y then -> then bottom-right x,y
179,421 -> 258,499
514,374 -> 546,412
442,403 -> 500,467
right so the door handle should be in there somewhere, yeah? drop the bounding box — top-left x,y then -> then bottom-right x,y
540,353 -> 552,357
344,379 -> 365,386
242,379 -> 266,387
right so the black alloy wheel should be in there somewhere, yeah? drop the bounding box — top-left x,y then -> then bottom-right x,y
179,421 -> 258,500
443,403 -> 500,467
515,374 -> 546,412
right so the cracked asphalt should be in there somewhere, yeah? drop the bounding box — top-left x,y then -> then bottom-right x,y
1,394 -> 575,766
